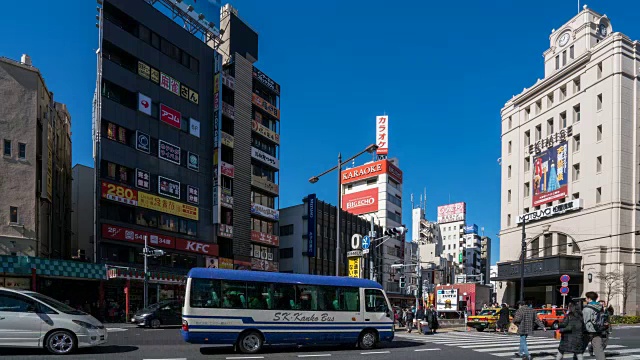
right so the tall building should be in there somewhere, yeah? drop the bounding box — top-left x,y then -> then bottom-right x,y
437,202 -> 466,269
94,0 -> 280,312
216,4 -> 281,271
71,164 -> 95,262
480,235 -> 491,285
341,157 -> 404,293
278,195 -> 383,276
0,54 -> 72,259
496,6 -> 640,314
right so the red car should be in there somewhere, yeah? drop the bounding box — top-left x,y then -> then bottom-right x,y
535,308 -> 566,329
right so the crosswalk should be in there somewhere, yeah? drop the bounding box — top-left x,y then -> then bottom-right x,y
395,331 -> 640,359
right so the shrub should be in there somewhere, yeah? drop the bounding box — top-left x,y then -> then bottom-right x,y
610,315 -> 640,325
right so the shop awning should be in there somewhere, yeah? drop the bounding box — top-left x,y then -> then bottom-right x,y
0,255 -> 106,280
492,255 -> 582,281
106,268 -> 185,284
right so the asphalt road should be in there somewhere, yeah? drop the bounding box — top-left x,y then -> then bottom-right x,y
1,324 -> 639,360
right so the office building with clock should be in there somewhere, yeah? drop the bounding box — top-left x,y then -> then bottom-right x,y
494,6 -> 640,315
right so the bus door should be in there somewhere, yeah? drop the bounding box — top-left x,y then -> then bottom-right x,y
364,289 -> 391,323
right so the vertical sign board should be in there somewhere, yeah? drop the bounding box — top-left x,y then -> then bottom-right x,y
307,194 -> 317,257
212,52 -> 223,225
376,115 -> 388,156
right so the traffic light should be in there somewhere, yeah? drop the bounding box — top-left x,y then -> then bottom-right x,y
399,276 -> 406,289
384,226 -> 406,237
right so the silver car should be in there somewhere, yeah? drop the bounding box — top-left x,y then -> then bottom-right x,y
0,287 -> 107,354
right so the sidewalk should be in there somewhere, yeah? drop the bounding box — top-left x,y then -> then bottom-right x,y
394,325 -> 467,333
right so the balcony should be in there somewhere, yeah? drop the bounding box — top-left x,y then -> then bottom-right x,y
493,255 -> 582,281
251,175 -> 279,195
218,224 -> 233,239
222,102 -> 235,120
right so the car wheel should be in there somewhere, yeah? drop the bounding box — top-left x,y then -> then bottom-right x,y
476,327 -> 485,332
552,321 -> 559,330
238,331 -> 263,354
359,330 -> 377,350
150,318 -> 161,329
45,330 -> 77,355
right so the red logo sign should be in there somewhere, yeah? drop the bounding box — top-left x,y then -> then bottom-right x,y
251,231 -> 280,246
175,238 -> 218,256
141,100 -> 149,108
101,224 -> 146,244
160,104 -> 181,128
342,188 -> 379,215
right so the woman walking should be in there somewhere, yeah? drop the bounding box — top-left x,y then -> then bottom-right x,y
496,303 -> 510,333
555,302 -> 586,360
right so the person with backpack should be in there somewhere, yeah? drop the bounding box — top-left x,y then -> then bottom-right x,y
554,301 -> 586,359
582,291 -> 608,360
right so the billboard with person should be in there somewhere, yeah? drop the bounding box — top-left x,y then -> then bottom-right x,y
533,142 -> 568,206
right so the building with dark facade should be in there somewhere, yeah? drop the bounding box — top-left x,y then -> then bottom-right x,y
279,195 -> 383,278
95,0 -> 219,313
94,0 -> 280,316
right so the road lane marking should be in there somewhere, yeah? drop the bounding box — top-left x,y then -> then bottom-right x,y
106,328 -> 128,332
225,357 -> 265,360
415,348 -> 441,351
298,355 -> 331,358
143,358 -> 187,360
360,351 -> 390,355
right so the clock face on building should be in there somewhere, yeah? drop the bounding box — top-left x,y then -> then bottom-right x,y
559,33 -> 570,47
599,24 -> 608,36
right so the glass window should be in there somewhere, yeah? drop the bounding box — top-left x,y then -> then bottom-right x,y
18,143 -> 26,159
0,293 -> 36,312
189,279 -> 222,308
3,140 -> 10,156
159,214 -> 178,232
135,209 -> 158,228
273,283 -> 297,310
246,282 -> 270,310
364,289 -> 388,313
221,280 -> 247,309
9,207 -> 18,223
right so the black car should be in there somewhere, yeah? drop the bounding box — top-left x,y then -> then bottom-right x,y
132,300 -> 182,328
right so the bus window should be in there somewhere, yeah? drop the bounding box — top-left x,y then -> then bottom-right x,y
246,282 -> 269,310
365,289 -> 387,313
221,280 -> 247,309
336,287 -> 360,311
189,279 -> 221,308
273,283 -> 296,310
296,285 -> 314,311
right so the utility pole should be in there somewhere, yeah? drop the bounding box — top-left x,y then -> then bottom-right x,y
144,235 -> 149,308
336,153 -> 342,276
520,212 -> 526,303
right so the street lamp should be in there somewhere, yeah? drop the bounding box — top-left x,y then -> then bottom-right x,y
309,144 -> 378,276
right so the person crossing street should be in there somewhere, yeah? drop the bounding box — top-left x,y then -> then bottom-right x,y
513,301 -> 546,360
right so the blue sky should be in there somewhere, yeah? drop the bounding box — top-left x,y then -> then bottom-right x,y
2,1 -> 638,265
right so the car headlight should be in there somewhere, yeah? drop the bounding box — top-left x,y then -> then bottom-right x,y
73,320 -> 99,329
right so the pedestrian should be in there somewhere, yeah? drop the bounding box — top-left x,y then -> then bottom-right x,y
415,306 -> 425,333
426,306 -> 439,334
496,303 -> 510,333
513,300 -> 547,360
583,291 -> 607,360
405,308 -> 415,333
554,302 -> 586,360
393,309 -> 399,327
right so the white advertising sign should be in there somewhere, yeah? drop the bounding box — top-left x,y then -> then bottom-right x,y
250,203 -> 279,220
138,93 -> 152,115
251,147 -> 279,169
517,199 -> 583,224
436,288 -> 459,311
376,115 -> 388,155
189,118 -> 200,138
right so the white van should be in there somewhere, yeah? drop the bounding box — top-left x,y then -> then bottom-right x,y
0,288 -> 107,354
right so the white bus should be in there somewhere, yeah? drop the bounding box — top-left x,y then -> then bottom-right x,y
181,268 -> 394,353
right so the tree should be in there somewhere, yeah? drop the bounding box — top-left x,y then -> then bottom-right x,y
620,270 -> 637,315
595,271 -> 621,306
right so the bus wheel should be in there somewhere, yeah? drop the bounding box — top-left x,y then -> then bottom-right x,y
359,330 -> 377,350
238,331 -> 263,354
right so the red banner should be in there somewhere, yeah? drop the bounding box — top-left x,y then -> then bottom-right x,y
175,238 -> 218,256
160,104 -> 181,128
342,188 -> 379,215
340,160 -> 402,185
251,231 -> 280,246
101,224 -> 146,244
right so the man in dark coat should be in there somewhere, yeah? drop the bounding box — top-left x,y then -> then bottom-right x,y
513,301 -> 546,360
496,303 -> 510,333
555,302 -> 586,360
426,306 -> 439,334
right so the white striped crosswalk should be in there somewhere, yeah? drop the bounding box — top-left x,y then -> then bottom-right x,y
395,331 -> 640,359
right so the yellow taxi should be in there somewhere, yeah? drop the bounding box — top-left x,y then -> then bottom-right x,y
466,307 -> 515,332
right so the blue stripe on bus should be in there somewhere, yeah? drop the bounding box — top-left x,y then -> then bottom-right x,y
189,325 -> 392,330
181,329 -> 394,345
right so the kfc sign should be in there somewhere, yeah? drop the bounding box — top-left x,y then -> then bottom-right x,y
342,188 -> 378,215
437,202 -> 467,224
160,104 -> 181,129
176,238 -> 218,256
